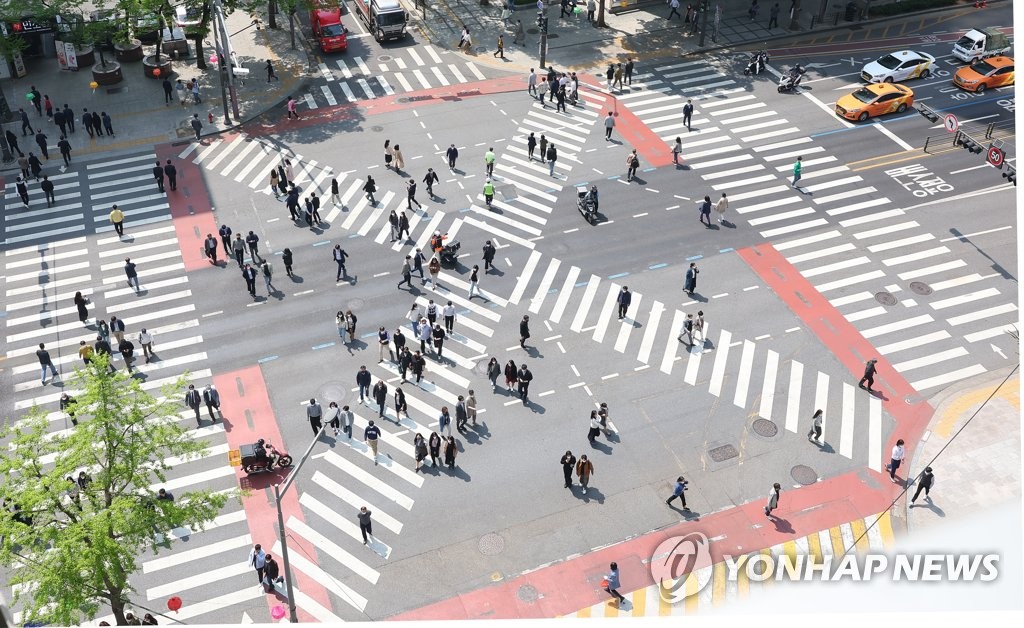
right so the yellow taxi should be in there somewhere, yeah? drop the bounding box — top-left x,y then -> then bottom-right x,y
835,83 -> 914,122
953,56 -> 1015,93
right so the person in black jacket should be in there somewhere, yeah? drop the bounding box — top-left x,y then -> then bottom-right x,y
560,451 -> 577,488
262,554 -> 284,591
185,384 -> 202,426
164,159 -> 178,190
152,161 -> 165,192
372,380 -> 388,418
519,315 -> 531,348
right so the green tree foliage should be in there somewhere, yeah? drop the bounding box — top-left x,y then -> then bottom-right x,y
0,354 -> 235,626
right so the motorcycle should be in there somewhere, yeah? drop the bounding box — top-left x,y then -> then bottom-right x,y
778,64 -> 806,93
240,439 -> 293,475
439,240 -> 461,267
576,185 -> 598,224
744,50 -> 770,76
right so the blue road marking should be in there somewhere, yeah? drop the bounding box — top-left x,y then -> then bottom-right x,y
719,247 -> 734,254
642,167 -> 656,172
607,175 -> 622,180
648,263 -> 668,270
258,355 -> 279,363
312,342 -> 336,350
348,233 -> 361,238
313,240 -> 331,247
608,272 -> 629,279
685,254 -> 704,261
574,281 -> 590,288
460,207 -> 472,213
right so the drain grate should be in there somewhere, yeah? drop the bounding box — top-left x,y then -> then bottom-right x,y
377,55 -> 393,62
708,444 -> 739,462
791,465 -> 818,486
347,298 -> 365,311
752,419 -> 778,437
874,291 -> 898,306
479,533 -> 505,555
909,281 -> 933,296
517,584 -> 539,602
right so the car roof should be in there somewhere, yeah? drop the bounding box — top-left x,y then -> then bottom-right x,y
864,82 -> 909,95
884,50 -> 931,60
981,56 -> 1014,67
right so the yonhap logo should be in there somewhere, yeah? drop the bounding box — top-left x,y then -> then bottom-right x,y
650,532 -> 714,603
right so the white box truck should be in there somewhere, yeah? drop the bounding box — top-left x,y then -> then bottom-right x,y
952,27 -> 1011,63
353,0 -> 408,43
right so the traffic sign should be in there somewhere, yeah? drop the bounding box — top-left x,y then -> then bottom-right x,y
987,146 -> 1005,168
944,114 -> 959,133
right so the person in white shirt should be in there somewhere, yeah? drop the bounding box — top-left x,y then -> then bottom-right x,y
888,439 -> 906,483
137,328 -> 154,363
248,544 -> 267,583
443,302 -> 457,334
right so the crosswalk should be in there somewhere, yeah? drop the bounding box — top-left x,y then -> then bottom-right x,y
300,44 -> 488,111
608,59 -> 1018,393
566,511 -> 896,617
501,249 -> 887,470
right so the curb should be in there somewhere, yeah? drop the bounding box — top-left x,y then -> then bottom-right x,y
902,364 -> 1020,534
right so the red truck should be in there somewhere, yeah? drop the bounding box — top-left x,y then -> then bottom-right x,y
310,3 -> 348,53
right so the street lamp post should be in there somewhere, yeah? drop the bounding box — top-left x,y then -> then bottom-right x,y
273,422 -> 328,623
213,0 -> 241,120
538,12 -> 549,69
210,9 -> 231,125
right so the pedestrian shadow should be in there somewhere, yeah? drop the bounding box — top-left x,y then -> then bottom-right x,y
522,345 -> 544,359
607,138 -> 623,146
812,439 -> 836,454
719,219 -> 736,228
485,267 -> 505,278
687,291 -> 708,303
308,222 -> 326,235
288,273 -> 304,283
427,195 -> 447,205
768,516 -> 795,534
668,503 -> 702,519
629,176 -> 647,186
469,422 -> 491,441
589,439 -> 613,455
909,497 -> 944,517
524,399 -> 546,414
448,465 -> 472,482
675,164 -> 692,171
268,287 -> 285,301
703,222 -> 721,231
573,486 -> 605,504
344,339 -> 368,353
603,430 -> 621,444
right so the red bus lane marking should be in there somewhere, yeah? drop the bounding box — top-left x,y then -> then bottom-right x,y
609,95 -> 674,168
392,470 -> 892,620
214,366 -> 332,621
736,242 -> 935,466
156,140 -> 221,272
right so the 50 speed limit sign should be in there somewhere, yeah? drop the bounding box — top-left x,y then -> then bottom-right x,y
987,146 -> 1005,168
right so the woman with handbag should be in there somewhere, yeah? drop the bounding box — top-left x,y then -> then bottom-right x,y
487,358 -> 501,391
74,291 -> 90,324
504,359 -> 518,392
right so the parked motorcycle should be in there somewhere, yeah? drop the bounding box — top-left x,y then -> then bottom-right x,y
778,64 -> 806,93
744,50 -> 770,76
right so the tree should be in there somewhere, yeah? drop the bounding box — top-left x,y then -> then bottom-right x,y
0,355 -> 235,626
597,0 -> 606,28
788,0 -> 802,31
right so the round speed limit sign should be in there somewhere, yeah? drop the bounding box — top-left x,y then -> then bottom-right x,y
987,146 -> 1005,167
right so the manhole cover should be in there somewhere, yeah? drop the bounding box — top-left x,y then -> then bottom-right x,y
347,298 -> 365,311
377,55 -> 393,62
708,444 -> 739,462
106,87 -> 124,94
370,125 -> 384,132
791,465 -> 818,486
317,382 -> 349,404
874,291 -> 898,306
909,281 -> 933,296
479,533 -> 505,555
517,584 -> 539,602
751,418 -> 778,437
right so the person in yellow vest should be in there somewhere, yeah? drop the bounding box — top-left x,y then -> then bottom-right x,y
483,178 -> 495,207
109,205 -> 125,236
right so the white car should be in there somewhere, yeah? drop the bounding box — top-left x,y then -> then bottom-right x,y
861,50 -> 936,83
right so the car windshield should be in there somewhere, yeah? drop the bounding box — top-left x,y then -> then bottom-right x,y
321,23 -> 345,37
956,35 -> 978,48
378,11 -> 405,26
875,54 -> 902,69
970,60 -> 997,74
850,88 -> 878,104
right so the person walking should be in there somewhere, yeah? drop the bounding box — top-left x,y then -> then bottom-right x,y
807,409 -> 823,442
110,315 -> 126,344
484,147 -> 496,176
191,114 -> 203,140
792,156 -> 803,188
242,263 -> 258,298
365,420 -> 381,464
262,554 -> 284,592
428,255 -> 441,289
393,144 -> 406,171
668,0 -> 682,19
109,205 -> 125,236
17,154 -> 29,179
887,439 -> 905,483
185,384 -> 203,427
768,2 -> 780,28
625,58 -> 635,85
124,258 -> 140,291
442,301 -> 457,334
74,291 -> 90,324
617,286 -> 632,320
432,324 -> 446,359
372,378 -> 388,418
245,231 -> 260,262
406,179 -> 421,210
152,160 -> 165,193
363,175 -> 377,205
424,431 -> 441,467
911,467 -> 934,503
101,112 -> 114,136
329,177 -> 340,205
282,248 -> 294,277
684,262 -> 699,297
15,177 -> 30,208
613,64 -> 624,90
333,245 -> 348,281
306,398 -> 324,436
467,265 -> 483,300
248,544 -> 267,584
36,343 -> 59,384
34,130 -> 49,159
859,358 -> 878,392
604,562 -> 625,605
764,482 -> 781,517
526,132 -> 538,161
357,506 -> 373,544
163,159 -> 177,191
504,359 -> 518,392
40,175 -> 55,207
517,363 -> 533,401
138,328 -> 154,363
28,152 -> 42,179
20,108 -> 34,136
287,98 -> 298,121
560,451 -> 577,488
455,395 -> 469,433
202,233 -> 219,264
232,234 -> 246,268
191,80 -> 201,104
219,224 -> 233,257
422,168 -> 439,199
162,77 -> 174,104
5,129 -> 23,156
446,143 -> 459,171
666,476 -> 689,509
482,241 -> 496,272
487,357 -> 501,391
176,79 -> 188,106
388,210 -> 400,242
698,194 -> 712,226
546,143 -> 558,177
394,386 -> 409,422
483,177 -> 495,207
587,410 -> 602,443
58,136 -> 72,167
202,384 -> 221,422
671,137 -> 683,166
261,260 -> 274,293
398,255 -> 414,289
714,192 -> 729,224
626,149 -> 640,182
494,33 -> 504,59
604,112 -> 615,140
683,99 -> 694,131
519,315 -> 531,348
587,0 -> 597,21
355,365 -> 373,404
575,455 -> 594,494
266,59 -> 278,82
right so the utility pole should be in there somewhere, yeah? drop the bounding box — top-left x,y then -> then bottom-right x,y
210,8 -> 231,125
698,0 -> 709,47
537,10 -> 549,69
214,0 -> 240,119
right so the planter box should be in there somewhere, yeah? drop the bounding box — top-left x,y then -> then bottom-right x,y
92,62 -> 124,85
114,40 -> 144,62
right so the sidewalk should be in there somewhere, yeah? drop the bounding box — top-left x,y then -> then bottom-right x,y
410,0 -> 980,73
1,9 -> 310,167
901,366 -> 1021,533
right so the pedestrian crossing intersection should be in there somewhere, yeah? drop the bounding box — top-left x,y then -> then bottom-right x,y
602,59 -> 1018,393
566,511 -> 896,617
300,44 -> 488,111
498,250 -> 887,471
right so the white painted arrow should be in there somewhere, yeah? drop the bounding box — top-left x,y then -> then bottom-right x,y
241,611 -> 253,624
991,343 -> 1007,359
